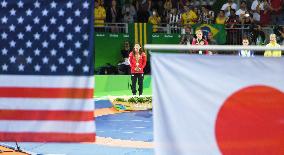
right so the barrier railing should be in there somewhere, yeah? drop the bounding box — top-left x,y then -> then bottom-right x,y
94,23 -> 128,33
144,44 -> 284,52
94,23 -> 280,45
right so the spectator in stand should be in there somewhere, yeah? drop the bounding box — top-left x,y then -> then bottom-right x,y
268,0 -> 284,25
181,5 -> 198,26
192,30 -> 209,55
123,10 -> 134,23
148,10 -> 161,32
240,11 -> 254,36
122,0 -> 137,22
207,0 -> 215,6
238,36 -> 254,57
260,2 -> 271,26
207,32 -> 217,44
180,25 -> 194,45
236,1 -> 248,19
226,9 -> 241,45
99,0 -> 105,7
182,0 -> 190,5
208,6 -> 215,23
207,32 -> 217,54
118,41 -> 131,74
264,33 -> 282,57
194,6 -> 201,18
273,25 -> 284,45
193,0 -> 202,7
104,0 -> 116,7
171,0 -> 178,9
164,0 -> 173,18
106,0 -> 122,32
240,11 -> 253,25
251,24 -> 266,45
94,0 -> 106,31
121,41 -> 131,60
276,26 -> 284,45
136,1 -> 150,22
179,24 -> 192,54
251,0 -> 264,24
141,0 -> 152,17
167,8 -> 181,33
200,5 -> 214,24
215,10 -> 227,25
154,0 -> 167,22
178,0 -> 190,10
221,0 -> 238,17
246,0 -> 254,6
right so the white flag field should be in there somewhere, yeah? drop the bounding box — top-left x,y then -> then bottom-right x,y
151,53 -> 284,155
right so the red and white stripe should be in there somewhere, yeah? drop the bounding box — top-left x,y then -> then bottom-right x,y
0,75 -> 95,142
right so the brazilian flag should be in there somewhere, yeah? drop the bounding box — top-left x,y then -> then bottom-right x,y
192,24 -> 227,45
128,23 -> 152,48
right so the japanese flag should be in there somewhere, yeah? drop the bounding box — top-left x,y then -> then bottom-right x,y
151,54 -> 284,155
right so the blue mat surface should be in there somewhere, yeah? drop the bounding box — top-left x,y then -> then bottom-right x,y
2,142 -> 154,155
95,100 -> 113,109
96,111 -> 153,142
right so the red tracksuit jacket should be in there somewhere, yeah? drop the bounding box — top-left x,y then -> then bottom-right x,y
128,52 -> 147,74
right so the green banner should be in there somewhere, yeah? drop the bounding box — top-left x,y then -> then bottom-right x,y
94,33 -> 129,68
192,24 -> 227,45
94,32 -> 182,68
151,33 -> 181,53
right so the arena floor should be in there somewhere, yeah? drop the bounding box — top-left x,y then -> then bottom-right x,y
0,99 -> 154,155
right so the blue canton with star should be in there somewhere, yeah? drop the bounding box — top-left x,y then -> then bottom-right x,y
0,0 -> 94,75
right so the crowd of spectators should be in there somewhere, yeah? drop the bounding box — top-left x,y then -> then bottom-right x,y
95,0 -> 284,45
95,0 -> 284,27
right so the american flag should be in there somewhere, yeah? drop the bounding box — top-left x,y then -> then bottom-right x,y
0,0 -> 95,142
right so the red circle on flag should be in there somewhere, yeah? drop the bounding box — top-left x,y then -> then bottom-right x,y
215,85 -> 284,155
